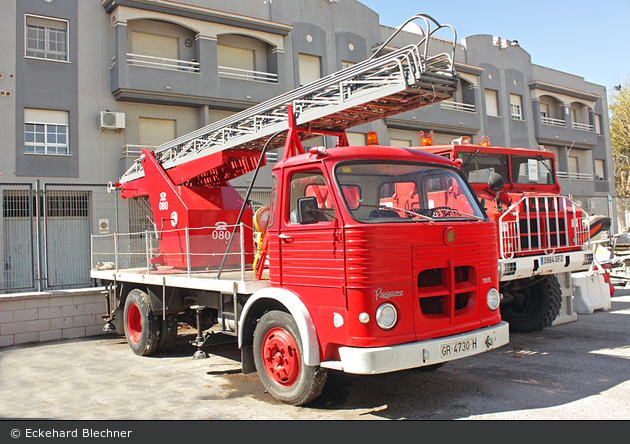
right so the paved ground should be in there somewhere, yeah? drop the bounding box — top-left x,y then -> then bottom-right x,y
0,286 -> 629,422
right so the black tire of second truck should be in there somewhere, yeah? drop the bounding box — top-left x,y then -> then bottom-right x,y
253,310 -> 328,406
123,289 -> 160,356
501,275 -> 562,332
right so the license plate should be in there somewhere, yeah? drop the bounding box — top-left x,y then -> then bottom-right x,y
541,254 -> 564,265
440,337 -> 478,358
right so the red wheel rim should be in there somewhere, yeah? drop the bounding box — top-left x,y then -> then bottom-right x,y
126,303 -> 142,344
262,327 -> 301,386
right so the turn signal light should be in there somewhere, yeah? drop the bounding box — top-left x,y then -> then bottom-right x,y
366,131 -> 379,146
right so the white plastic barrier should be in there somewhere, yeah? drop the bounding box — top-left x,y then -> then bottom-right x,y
571,271 -> 611,314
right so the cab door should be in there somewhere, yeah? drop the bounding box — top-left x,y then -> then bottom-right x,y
278,167 -> 345,308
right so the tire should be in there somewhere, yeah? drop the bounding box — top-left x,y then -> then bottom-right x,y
501,275 -> 562,332
123,289 -> 160,356
253,311 -> 327,406
155,314 -> 178,354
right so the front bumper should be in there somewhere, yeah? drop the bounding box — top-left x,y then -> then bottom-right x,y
320,321 -> 509,374
499,250 -> 594,282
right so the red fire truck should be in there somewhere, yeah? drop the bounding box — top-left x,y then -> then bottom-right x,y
416,134 -> 593,332
90,15 -> 509,405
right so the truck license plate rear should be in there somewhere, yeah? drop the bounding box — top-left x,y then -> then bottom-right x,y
440,337 -> 478,359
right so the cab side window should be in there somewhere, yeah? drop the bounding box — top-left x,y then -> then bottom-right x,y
289,171 -> 335,223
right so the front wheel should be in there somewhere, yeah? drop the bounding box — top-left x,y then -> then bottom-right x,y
501,275 -> 562,332
253,311 -> 327,405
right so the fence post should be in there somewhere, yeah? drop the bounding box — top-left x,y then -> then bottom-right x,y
114,232 -> 119,271
34,180 -> 43,292
186,226 -> 191,278
239,222 -> 245,282
145,230 -> 150,274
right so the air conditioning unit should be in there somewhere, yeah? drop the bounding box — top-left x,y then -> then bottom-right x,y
99,111 -> 125,131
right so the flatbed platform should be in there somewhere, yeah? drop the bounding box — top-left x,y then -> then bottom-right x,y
90,267 -> 270,294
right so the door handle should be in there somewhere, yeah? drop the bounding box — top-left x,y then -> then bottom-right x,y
278,234 -> 292,239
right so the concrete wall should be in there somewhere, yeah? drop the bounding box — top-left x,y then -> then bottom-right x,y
0,288 -> 107,348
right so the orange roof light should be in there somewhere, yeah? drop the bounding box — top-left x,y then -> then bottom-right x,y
477,135 -> 491,147
366,131 -> 379,146
419,130 -> 434,146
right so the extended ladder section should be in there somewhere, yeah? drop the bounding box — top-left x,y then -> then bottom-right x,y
118,14 -> 459,188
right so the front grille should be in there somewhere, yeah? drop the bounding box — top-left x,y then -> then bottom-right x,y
499,196 -> 589,259
417,265 -> 475,318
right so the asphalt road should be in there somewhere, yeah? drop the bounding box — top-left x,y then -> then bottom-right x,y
0,286 -> 629,422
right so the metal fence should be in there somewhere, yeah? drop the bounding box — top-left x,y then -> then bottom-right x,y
0,182 -> 150,294
1,182 -> 270,294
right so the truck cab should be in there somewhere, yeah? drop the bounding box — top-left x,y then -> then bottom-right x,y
243,144 -> 507,380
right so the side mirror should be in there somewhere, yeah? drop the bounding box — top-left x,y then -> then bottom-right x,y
297,196 -> 319,224
488,173 -> 505,193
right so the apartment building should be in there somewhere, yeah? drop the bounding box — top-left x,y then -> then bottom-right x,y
0,0 -> 614,292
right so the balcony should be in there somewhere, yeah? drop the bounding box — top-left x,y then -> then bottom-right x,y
535,115 -> 597,147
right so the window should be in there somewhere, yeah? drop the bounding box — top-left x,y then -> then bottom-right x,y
389,139 -> 411,148
289,171 -> 334,223
132,32 -> 179,60
540,103 -> 548,118
299,54 -> 321,86
139,117 -> 176,147
346,132 -> 366,146
595,159 -> 605,181
510,94 -> 523,120
342,61 -> 355,70
595,114 -> 602,135
217,44 -> 255,72
25,15 -> 68,61
568,156 -> 579,175
24,109 -> 69,156
485,89 -> 498,117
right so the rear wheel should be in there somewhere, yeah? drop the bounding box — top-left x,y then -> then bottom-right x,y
253,311 -> 327,405
123,289 -> 160,356
155,314 -> 178,354
501,275 -> 562,332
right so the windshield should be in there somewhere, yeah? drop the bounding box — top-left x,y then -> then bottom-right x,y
510,155 -> 555,185
335,161 -> 485,223
458,152 -> 509,184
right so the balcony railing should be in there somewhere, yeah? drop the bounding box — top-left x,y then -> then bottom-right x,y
121,145 -> 158,159
217,65 -> 278,83
572,122 -> 594,132
127,53 -> 200,73
440,101 -> 475,112
557,171 -> 594,181
541,116 -> 565,127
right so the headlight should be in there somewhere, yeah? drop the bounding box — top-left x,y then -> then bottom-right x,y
375,303 -> 397,330
487,287 -> 500,311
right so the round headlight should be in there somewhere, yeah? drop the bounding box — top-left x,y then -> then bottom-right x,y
375,303 -> 398,330
487,287 -> 501,311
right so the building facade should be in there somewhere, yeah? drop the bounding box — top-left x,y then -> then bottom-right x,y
0,0 -> 615,292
